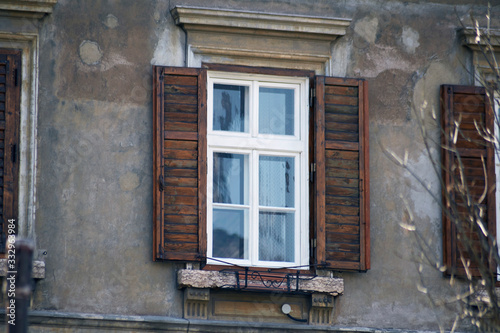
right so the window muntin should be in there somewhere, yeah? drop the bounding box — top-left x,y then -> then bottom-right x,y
207,72 -> 309,268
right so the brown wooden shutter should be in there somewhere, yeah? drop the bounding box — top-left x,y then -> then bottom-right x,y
314,76 -> 370,271
441,85 -> 496,278
153,66 -> 207,261
0,49 -> 21,254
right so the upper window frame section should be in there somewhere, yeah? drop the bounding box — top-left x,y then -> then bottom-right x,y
207,72 -> 307,141
206,71 -> 310,269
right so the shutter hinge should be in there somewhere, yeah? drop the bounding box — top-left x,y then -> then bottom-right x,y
11,144 -> 16,163
310,238 -> 317,253
14,68 -> 19,87
158,243 -> 165,258
310,162 -> 316,182
310,87 -> 315,106
159,175 -> 165,192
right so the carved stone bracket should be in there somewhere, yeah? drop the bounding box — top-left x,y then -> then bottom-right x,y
184,288 -> 210,320
309,293 -> 334,325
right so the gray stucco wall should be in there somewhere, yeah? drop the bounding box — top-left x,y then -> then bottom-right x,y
1,0 -> 497,331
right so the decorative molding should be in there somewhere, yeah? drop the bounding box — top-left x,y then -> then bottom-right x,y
170,6 -> 352,74
462,28 -> 500,52
0,309 -> 424,332
177,269 -> 344,296
171,6 -> 351,40
461,28 -> 500,83
309,307 -> 331,325
0,0 -> 57,19
309,293 -> 334,325
184,288 -> 210,320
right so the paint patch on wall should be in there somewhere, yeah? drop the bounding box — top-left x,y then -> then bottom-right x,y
354,16 -> 378,44
103,14 -> 119,29
79,40 -> 103,65
119,171 -> 140,191
401,26 -> 420,54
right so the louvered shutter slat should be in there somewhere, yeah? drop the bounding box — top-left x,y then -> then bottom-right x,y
153,66 -> 206,262
441,85 -> 496,277
315,76 -> 370,271
0,50 -> 20,253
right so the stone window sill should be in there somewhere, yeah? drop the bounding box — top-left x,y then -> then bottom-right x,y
177,269 -> 343,296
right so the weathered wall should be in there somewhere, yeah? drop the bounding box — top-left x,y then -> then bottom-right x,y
0,0 -> 497,331
33,0 -> 184,318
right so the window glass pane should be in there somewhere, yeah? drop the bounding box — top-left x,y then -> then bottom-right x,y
213,84 -> 248,132
259,211 -> 294,262
213,153 -> 248,205
213,208 -> 248,259
259,87 -> 294,135
259,156 -> 294,208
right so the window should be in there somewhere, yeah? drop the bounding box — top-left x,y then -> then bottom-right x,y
153,64 -> 370,272
206,72 -> 309,268
0,49 -> 21,253
441,85 -> 497,278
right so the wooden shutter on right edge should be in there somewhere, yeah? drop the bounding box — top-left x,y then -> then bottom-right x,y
314,76 -> 370,271
0,50 -> 20,254
441,85 -> 496,278
153,66 -> 207,262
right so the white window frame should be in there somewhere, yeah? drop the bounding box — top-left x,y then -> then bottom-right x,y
206,71 -> 309,269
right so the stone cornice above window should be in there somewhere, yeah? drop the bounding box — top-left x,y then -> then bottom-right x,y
0,0 -> 57,19
170,6 -> 352,74
171,6 -> 351,41
462,28 -> 500,83
462,27 -> 500,52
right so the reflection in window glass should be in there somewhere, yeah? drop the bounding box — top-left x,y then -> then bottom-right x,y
213,208 -> 248,259
259,87 -> 294,135
259,211 -> 294,262
213,153 -> 248,205
259,156 -> 294,208
213,84 -> 248,133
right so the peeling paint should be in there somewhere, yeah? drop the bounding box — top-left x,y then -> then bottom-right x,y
402,26 -> 420,53
354,16 -> 378,44
103,14 -> 119,29
119,171 -> 140,191
79,40 -> 103,65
